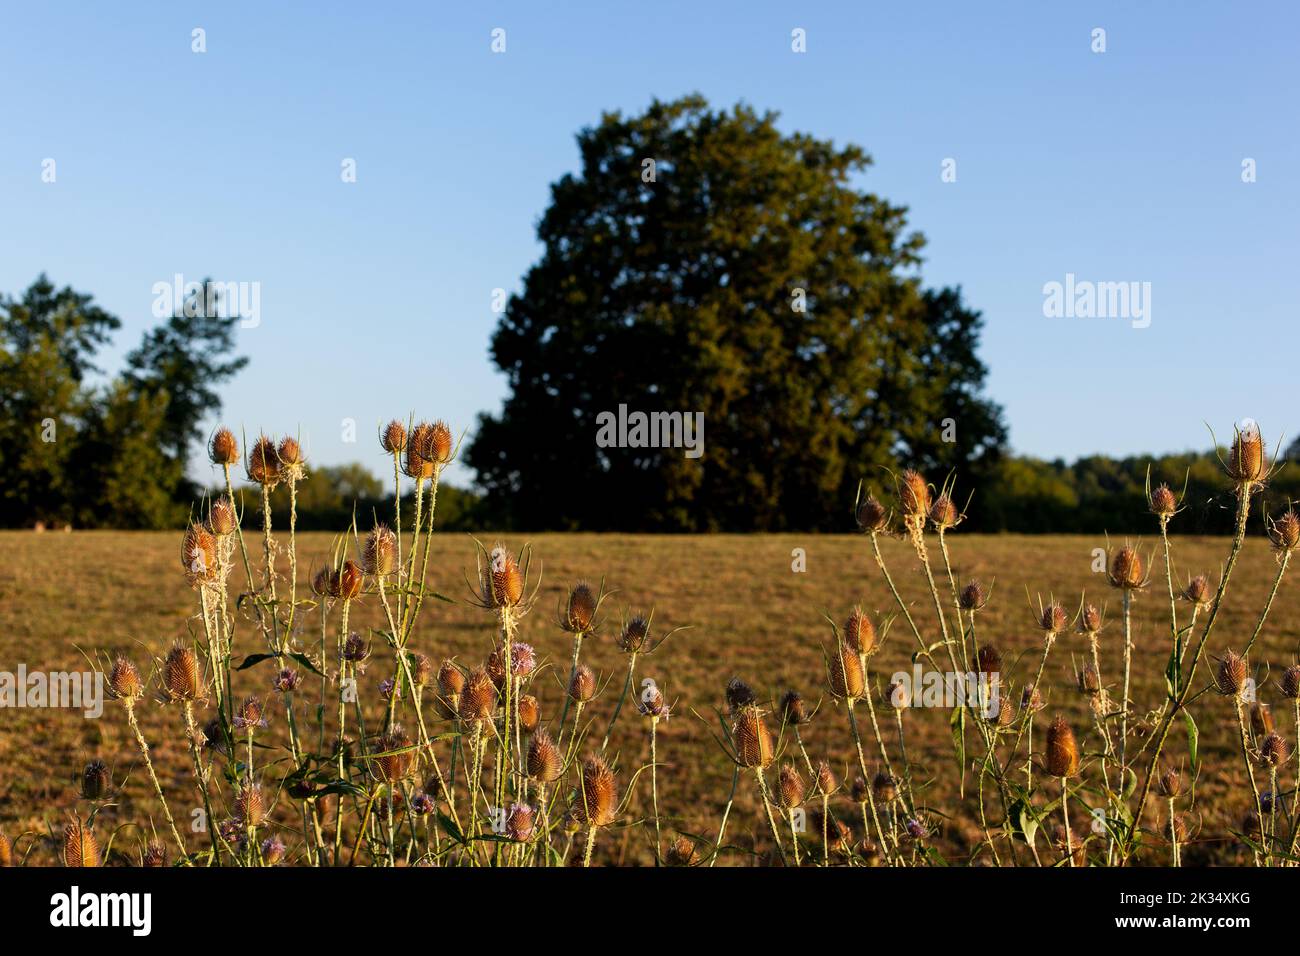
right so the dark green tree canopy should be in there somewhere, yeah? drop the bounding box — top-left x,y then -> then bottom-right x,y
469,95 -> 1006,530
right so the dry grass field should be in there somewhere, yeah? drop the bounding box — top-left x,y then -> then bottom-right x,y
2,525 -> 1297,866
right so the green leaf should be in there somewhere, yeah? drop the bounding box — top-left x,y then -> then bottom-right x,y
1184,710 -> 1199,775
235,651 -> 324,677
950,705 -> 967,797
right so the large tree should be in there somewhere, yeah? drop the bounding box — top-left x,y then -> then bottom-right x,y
469,96 -> 1006,530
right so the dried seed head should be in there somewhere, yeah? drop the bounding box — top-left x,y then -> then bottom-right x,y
109,656 -> 143,700
142,841 -> 166,867
1251,702 -> 1275,738
437,660 -> 465,697
779,690 -> 808,727
527,731 -> 563,783
1226,423 -> 1266,484
1182,575 -> 1212,609
205,497 -> 238,538
164,644 -> 201,701
1170,813 -> 1190,844
209,427 -> 239,466
236,780 -> 266,826
1157,767 -> 1182,798
843,607 -> 877,655
777,764 -> 805,809
311,565 -> 332,596
261,835 -> 287,865
1260,733 -> 1290,768
568,663 -> 596,702
929,494 -> 959,531
564,582 -> 597,632
733,705 -> 774,769
63,819 -> 99,868
851,776 -> 869,803
959,580 -> 987,611
81,760 -> 111,800
898,470 -> 931,521
617,615 -> 651,653
420,420 -> 454,465
234,695 -> 269,734
1215,651 -> 1248,697
1038,602 -> 1068,635
181,522 -> 218,585
336,560 -> 363,600
403,422 -> 436,478
1281,665 -> 1300,699
517,694 -> 540,734
575,756 -> 618,827
381,419 -> 408,454
276,436 -> 303,469
1021,684 -> 1044,713
1108,547 -> 1144,590
1149,483 -> 1177,517
362,524 -> 397,576
856,494 -> 888,533
1076,663 -> 1101,697
639,684 -> 668,719
976,644 -> 1002,677
486,546 -> 523,607
374,727 -> 415,782
1044,716 -> 1080,778
873,772 -> 898,803
725,677 -> 757,714
408,652 -> 433,688
505,803 -> 535,842
273,667 -> 300,693
458,669 -> 497,722
1080,603 -> 1103,634
1271,510 -> 1300,553
246,435 -> 282,486
341,631 -> 371,664
829,642 -> 865,699
665,836 -> 698,866
815,760 -> 837,796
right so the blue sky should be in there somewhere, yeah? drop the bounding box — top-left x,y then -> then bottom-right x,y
3,1 -> 1297,488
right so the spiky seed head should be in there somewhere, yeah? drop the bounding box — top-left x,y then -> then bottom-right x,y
246,435 -> 282,486
576,757 -> 618,828
959,580 -> 987,611
856,494 -> 888,533
639,684 -> 668,719
1079,603 -> 1103,634
1226,422 -> 1266,484
873,772 -> 898,803
362,524 -> 397,576
505,804 -> 535,842
1171,813 -> 1190,844
207,495 -> 237,536
989,696 -> 1015,728
1271,510 -> 1300,553
527,731 -> 563,782
665,836 -> 698,866
733,705 -> 774,769
273,668 -> 300,693
617,615 -> 651,653
1076,663 -> 1101,697
310,565 -> 332,596
209,427 -> 239,465
844,607 -> 877,655
381,419 -> 407,454
929,494 -> 959,531
725,677 -> 757,714
486,546 -> 523,607
977,644 -> 1002,677
236,781 -> 266,826
1251,702 -> 1275,737
851,776 -> 869,803
234,695 -> 269,734
341,631 -> 370,663
181,522 -> 218,585
1281,665 -> 1300,699
568,663 -> 596,702
1109,547 -> 1144,590
164,644 -> 200,701
1242,809 -> 1262,840
109,656 -> 143,700
81,760 -> 111,800
63,820 -> 99,868
1182,575 -> 1212,609
261,836 -> 287,865
1157,767 -> 1182,798
407,652 -> 433,688
1039,602 -> 1068,634
829,643 -> 865,699
564,582 -> 597,632
336,560 -> 363,600
374,727 -> 415,782
276,436 -> 303,468
899,470 -> 931,520
1021,684 -> 1044,713
1216,651 -> 1248,697
458,669 -> 497,722
815,760 -> 837,796
403,422 -> 436,478
1260,733 -> 1290,768
1044,716 -> 1080,778
777,764 -> 805,809
779,690 -> 808,726
517,694 -> 540,734
420,420 -> 454,465
142,841 -> 166,867
1150,483 -> 1177,517
437,660 -> 465,696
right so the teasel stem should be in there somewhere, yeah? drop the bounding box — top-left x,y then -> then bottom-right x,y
465,721 -> 485,864
893,707 -> 914,805
332,598 -> 352,864
197,584 -> 223,713
820,793 -> 830,866
222,462 -> 258,597
582,824 -> 598,867
1244,551 -> 1290,659
1119,590 -> 1134,773
1269,767 -> 1279,866
1168,796 -> 1180,866
1006,636 -> 1054,790
788,808 -> 801,865
1128,489 -> 1251,859
260,483 -> 278,616
391,450 -> 403,614
287,474 -> 300,632
792,725 -> 817,780
1159,515 -> 1179,652
1235,697 -> 1266,865
556,630 -> 586,737
1060,777 -> 1074,866
711,765 -> 740,866
125,700 -> 188,861
402,467 -> 442,638
845,702 -> 895,862
937,531 -> 972,670
753,767 -> 787,864
602,650 -> 638,752
182,700 -> 221,864
649,715 -> 662,864
869,532 -> 940,669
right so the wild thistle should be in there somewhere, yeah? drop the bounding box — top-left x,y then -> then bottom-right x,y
63,819 -> 99,868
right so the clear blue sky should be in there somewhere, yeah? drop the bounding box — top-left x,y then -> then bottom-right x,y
3,1 -> 1297,488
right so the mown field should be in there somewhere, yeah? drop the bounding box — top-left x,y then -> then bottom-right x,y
1,529 -> 1296,865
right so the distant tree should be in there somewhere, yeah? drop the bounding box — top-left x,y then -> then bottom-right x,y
469,95 -> 1007,531
0,273 -> 120,382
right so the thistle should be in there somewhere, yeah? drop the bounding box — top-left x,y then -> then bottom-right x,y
575,756 -> 619,828
163,644 -> 201,702
380,419 -> 407,454
63,820 -> 99,868
733,705 -> 774,769
1044,716 -> 1080,778
527,731 -> 563,782
81,760 -> 111,800
828,642 -> 865,699
363,524 -> 397,577
373,727 -> 415,782
1215,651 -> 1248,697
458,669 -> 498,722
563,582 -> 597,632
109,656 -> 143,700
1108,546 -> 1145,590
843,607 -> 877,655
208,427 -> 239,466
856,493 -> 888,533
246,435 -> 282,487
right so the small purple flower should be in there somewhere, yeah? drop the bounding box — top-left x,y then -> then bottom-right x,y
411,793 -> 435,815
274,668 -> 300,693
906,818 -> 929,841
379,677 -> 400,701
261,835 -> 286,864
511,642 -> 536,676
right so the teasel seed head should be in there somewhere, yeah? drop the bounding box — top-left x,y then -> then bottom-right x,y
1044,716 -> 1080,778
1076,663 -> 1101,697
261,835 -> 287,865
725,676 -> 757,714
518,694 -> 540,734
407,652 -> 433,688
0,830 -> 12,866
81,760 -> 111,800
815,760 -> 837,796
164,643 -> 201,702
976,644 -> 1002,677
234,695 -> 269,734
1181,574 -> 1212,609
362,524 -> 397,576
142,841 -> 166,867
380,419 -> 408,454
1251,702 -> 1275,737
1157,766 -> 1182,798
776,763 -> 805,809
336,560 -> 364,600
855,493 -> 889,533
1080,603 -> 1103,634
209,427 -> 239,466
665,835 -> 698,866
828,642 -> 865,699
1215,651 -> 1248,697
527,730 -> 563,783
181,522 -> 218,586
1108,546 -> 1144,590
505,803 -> 535,843
1281,665 -> 1300,699
276,436 -> 304,477
992,696 -> 1015,728
486,545 -> 523,607
733,705 -> 774,768
617,615 -> 651,653
929,493 -> 959,531
246,435 -> 282,486
374,727 -> 415,782
458,669 -> 497,722
564,582 -> 597,632
420,420 -> 454,465
576,756 -> 619,828
1270,509 -> 1300,553
898,469 -> 931,522
1038,601 -> 1068,635
236,780 -> 266,827
273,667 -> 300,693
568,663 -> 596,703
63,819 -> 99,867
1149,483 -> 1177,518
1021,683 -> 1044,714
1226,421 -> 1266,485
437,659 -> 464,697
851,775 -> 870,803
873,771 -> 898,803
843,607 -> 877,655
109,656 -> 143,700
779,689 -> 808,727
403,422 -> 436,478
959,580 -> 987,611
341,631 -> 371,664
1259,732 -> 1290,768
